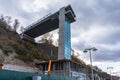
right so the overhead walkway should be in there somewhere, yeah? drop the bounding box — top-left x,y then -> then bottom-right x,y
21,5 -> 76,42
21,5 -> 76,60
24,12 -> 59,38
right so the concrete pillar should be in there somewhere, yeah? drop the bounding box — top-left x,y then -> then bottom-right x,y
58,7 -> 66,60
58,7 -> 71,60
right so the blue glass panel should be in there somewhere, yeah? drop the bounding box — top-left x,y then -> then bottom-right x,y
64,16 -> 71,59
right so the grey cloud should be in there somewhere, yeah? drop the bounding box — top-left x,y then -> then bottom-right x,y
93,49 -> 120,62
95,0 -> 120,26
72,42 -> 88,51
0,0 -> 32,25
0,0 -> 49,26
70,0 -> 120,30
71,0 -> 120,53
99,30 -> 120,44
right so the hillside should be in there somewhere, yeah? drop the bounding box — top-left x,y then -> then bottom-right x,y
0,15 -> 58,67
0,29 -> 58,66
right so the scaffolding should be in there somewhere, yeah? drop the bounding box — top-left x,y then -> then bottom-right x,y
36,59 -> 86,78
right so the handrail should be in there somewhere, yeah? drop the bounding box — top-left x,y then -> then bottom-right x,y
24,13 -> 52,31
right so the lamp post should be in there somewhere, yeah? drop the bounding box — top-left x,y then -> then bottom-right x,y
83,47 -> 97,80
107,67 -> 113,80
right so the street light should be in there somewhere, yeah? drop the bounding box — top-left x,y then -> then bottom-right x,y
107,67 -> 113,80
83,47 -> 97,80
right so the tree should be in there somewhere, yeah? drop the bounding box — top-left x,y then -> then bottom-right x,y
55,38 -> 58,46
0,14 -> 4,21
5,16 -> 11,25
5,16 -> 12,30
20,26 -> 25,33
71,49 -> 75,55
13,19 -> 19,32
40,33 -> 53,44
0,14 -> 7,29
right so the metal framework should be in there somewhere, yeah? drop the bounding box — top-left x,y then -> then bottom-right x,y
35,59 -> 86,78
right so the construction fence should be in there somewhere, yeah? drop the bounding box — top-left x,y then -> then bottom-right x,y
0,69 -> 77,80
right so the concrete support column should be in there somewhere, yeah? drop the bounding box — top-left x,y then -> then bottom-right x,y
58,7 -> 66,60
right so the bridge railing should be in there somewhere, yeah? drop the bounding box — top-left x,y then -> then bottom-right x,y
24,13 -> 52,32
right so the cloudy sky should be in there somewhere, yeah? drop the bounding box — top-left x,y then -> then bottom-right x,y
0,0 -> 120,76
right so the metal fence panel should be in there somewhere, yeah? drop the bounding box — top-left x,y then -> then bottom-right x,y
0,70 -> 77,80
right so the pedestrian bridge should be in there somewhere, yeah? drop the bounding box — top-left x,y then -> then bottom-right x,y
21,5 -> 75,42
21,5 -> 76,60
